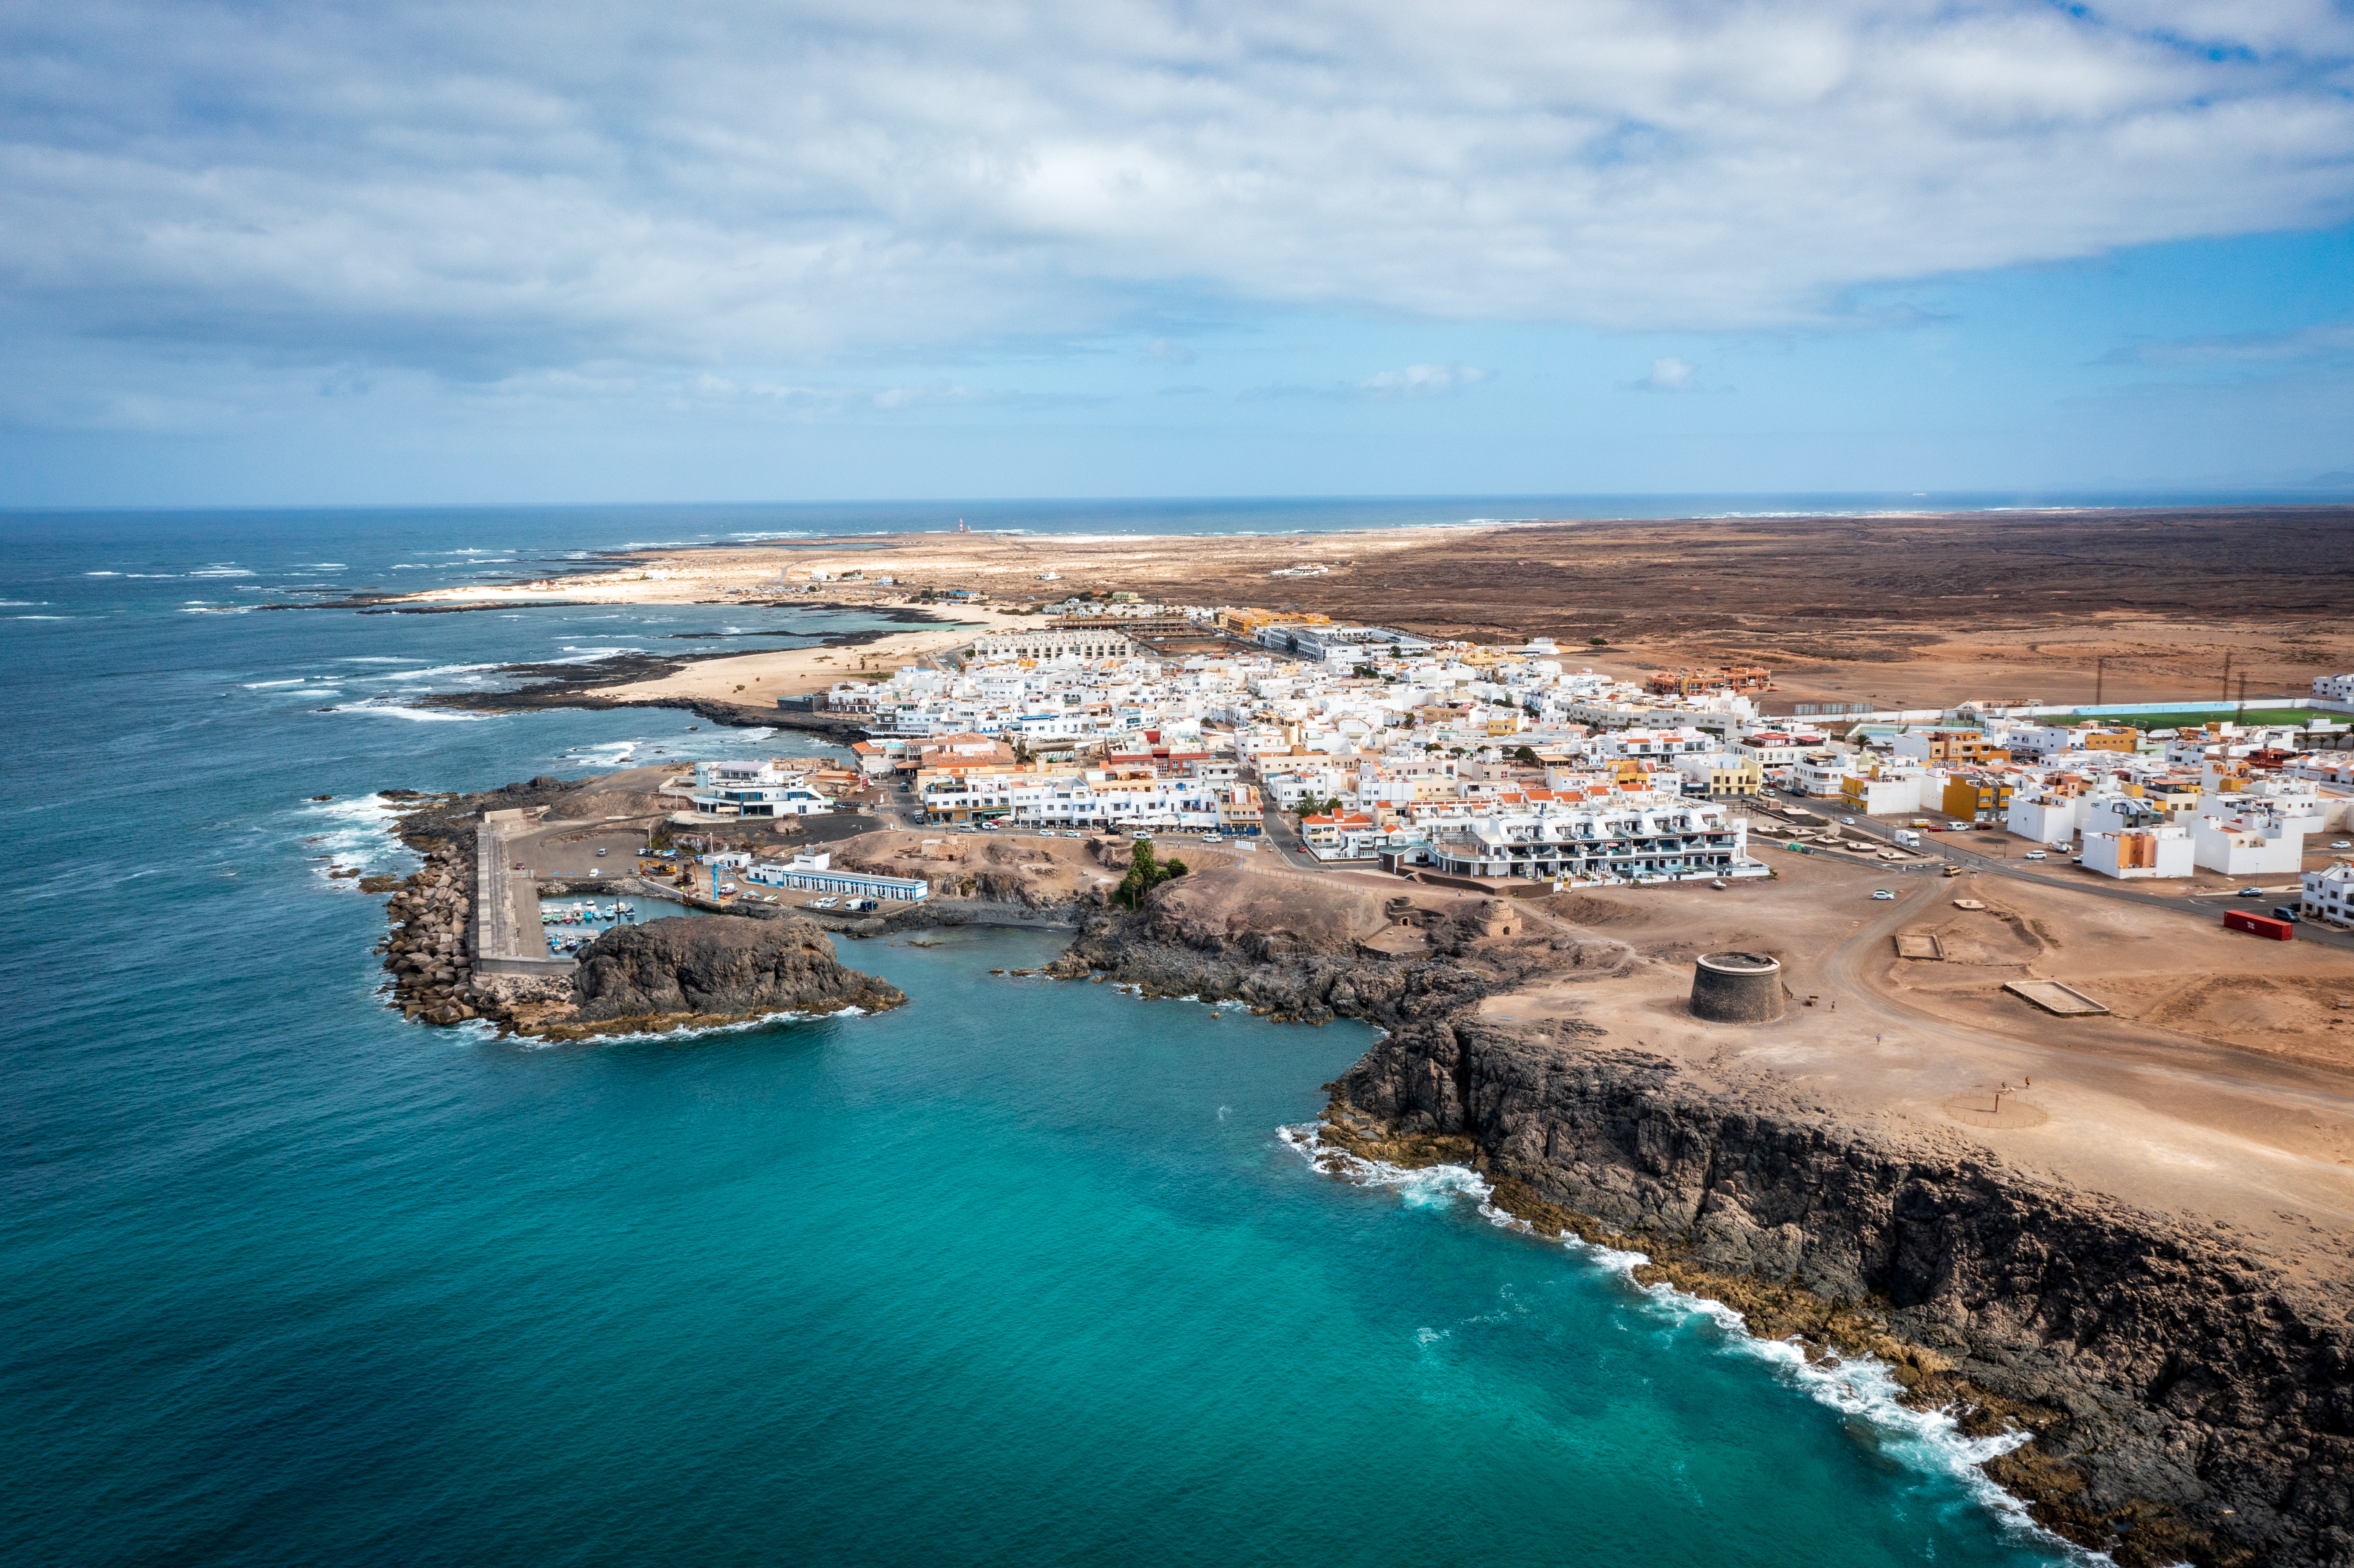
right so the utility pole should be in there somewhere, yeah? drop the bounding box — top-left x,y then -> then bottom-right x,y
2094,656 -> 2105,707
2221,650 -> 2233,705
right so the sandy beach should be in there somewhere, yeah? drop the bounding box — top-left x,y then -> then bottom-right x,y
582,617 -> 1027,707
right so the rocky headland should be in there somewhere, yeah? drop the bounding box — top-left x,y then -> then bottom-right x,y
542,915 -> 904,1040
355,766 -> 2351,1565
368,772 -> 903,1038
1050,874 -> 2354,1568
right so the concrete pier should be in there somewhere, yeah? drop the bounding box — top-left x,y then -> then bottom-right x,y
475,811 -> 577,979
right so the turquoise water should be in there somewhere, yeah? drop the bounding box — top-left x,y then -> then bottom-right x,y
3,509 -> 2071,1566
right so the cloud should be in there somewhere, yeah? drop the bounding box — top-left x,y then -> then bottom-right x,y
2095,323 -> 2354,367
1622,356 -> 1699,393
2,0 -> 2352,394
1356,364 -> 1490,398
1145,338 -> 1196,364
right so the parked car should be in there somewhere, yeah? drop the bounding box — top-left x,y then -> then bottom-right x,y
1871,889 -> 1895,900
2335,841 -> 2353,850
1840,816 -> 1856,825
2024,851 -> 2047,861
596,848 -> 607,856
2273,907 -> 2302,924
1709,879 -> 1728,890
2238,886 -> 2264,896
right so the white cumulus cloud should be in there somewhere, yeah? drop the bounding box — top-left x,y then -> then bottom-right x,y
0,0 -> 2350,385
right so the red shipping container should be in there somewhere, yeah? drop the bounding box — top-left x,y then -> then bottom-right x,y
2224,910 -> 2294,940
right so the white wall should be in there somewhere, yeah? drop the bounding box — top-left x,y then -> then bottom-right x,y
2083,829 -> 2193,879
2191,815 -> 2308,876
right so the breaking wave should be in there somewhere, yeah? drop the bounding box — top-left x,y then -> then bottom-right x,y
1277,1122 -> 2085,1561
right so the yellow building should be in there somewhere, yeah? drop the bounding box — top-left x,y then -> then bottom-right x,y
1702,758 -> 1765,798
1941,772 -> 2016,820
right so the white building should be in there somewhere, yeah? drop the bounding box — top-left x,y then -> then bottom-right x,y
744,852 -> 928,902
2005,791 -> 2083,845
2083,826 -> 2194,880
972,627 -> 1138,660
2082,796 -> 2179,835
2191,813 -> 2309,877
1425,801 -> 1758,884
1790,751 -> 1856,798
2301,860 -> 2354,923
920,772 -> 1228,831
2312,674 -> 2354,702
688,760 -> 836,817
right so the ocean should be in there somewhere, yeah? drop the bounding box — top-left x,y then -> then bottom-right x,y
3,505 -> 2081,1566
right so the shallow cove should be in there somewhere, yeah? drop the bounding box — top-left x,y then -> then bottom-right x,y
2,510 -> 2073,1567
5,924 -> 2063,1567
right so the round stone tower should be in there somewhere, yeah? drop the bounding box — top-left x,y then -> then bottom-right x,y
1690,950 -> 1785,1024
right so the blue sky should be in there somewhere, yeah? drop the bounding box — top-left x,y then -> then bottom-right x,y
3,0 -> 2351,507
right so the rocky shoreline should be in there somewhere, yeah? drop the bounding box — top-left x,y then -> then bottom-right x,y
357,770 -> 2348,1565
372,832 -> 483,1024
1051,899 -> 2353,1568
370,778 -> 907,1039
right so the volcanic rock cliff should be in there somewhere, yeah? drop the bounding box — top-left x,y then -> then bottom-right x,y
1054,865 -> 1616,1023
1054,881 -> 2353,1567
1325,1017 -> 2354,1568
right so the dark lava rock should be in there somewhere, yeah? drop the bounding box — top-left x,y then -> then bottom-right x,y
573,915 -> 904,1023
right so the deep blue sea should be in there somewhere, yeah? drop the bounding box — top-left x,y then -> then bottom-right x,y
2,505 -> 2090,1567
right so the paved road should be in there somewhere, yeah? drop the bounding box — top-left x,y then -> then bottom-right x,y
1817,804 -> 2353,952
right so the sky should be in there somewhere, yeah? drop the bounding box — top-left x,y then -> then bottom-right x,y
3,0 -> 2352,507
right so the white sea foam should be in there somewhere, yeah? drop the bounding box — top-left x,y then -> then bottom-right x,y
516,1007 -> 838,1048
13,614 -> 70,620
340,656 -> 420,663
1279,1120 -> 2092,1560
297,793 -> 408,869
359,661 -> 499,681
329,699 -> 488,722
543,645 -> 644,663
0,600 -> 43,606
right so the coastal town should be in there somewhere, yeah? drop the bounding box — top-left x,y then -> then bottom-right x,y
639,595 -> 2354,928
365,531 -> 2354,1568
